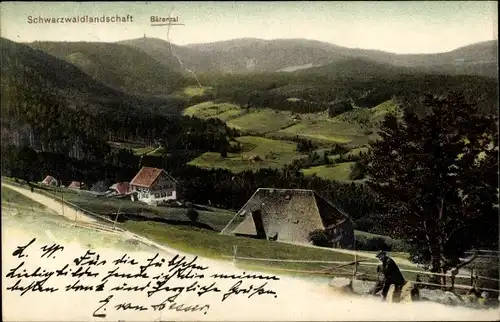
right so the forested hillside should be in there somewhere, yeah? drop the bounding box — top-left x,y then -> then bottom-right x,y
120,37 -> 497,77
197,68 -> 498,116
0,38 -> 233,159
28,40 -> 188,96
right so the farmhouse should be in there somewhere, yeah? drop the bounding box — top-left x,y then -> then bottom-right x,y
68,181 -> 85,190
221,188 -> 355,249
41,175 -> 59,186
109,182 -> 131,195
129,166 -> 177,205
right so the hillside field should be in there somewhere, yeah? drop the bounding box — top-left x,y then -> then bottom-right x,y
183,101 -> 243,121
301,161 -> 356,182
188,136 -> 304,172
181,85 -> 212,97
226,109 -> 298,134
276,119 -> 375,146
334,99 -> 401,127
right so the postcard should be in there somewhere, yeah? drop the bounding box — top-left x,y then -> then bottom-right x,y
1,1 -> 499,321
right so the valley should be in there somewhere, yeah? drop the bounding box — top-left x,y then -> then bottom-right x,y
1,32 -> 498,309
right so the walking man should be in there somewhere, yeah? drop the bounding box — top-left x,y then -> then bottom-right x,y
371,251 -> 406,302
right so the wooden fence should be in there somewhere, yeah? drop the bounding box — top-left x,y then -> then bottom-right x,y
226,245 -> 500,294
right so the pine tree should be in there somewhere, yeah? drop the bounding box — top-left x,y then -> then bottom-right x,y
366,93 -> 498,284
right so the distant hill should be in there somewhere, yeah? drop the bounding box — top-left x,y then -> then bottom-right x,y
0,38 -> 183,111
1,37 -> 186,154
1,37 -> 184,123
28,40 -> 187,96
292,57 -> 415,79
118,37 -> 498,78
2,37 -> 126,111
117,37 -> 216,75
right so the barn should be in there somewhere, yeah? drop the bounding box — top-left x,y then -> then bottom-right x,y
221,188 -> 355,249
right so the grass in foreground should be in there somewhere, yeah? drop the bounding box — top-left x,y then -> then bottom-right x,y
122,220 -> 427,281
123,220 -> 376,273
188,136 -> 304,173
1,184 -> 47,210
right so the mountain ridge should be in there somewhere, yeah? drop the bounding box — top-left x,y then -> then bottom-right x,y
117,37 -> 497,77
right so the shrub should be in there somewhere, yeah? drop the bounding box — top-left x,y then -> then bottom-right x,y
308,229 -> 331,247
186,206 -> 199,223
355,231 -> 411,253
349,161 -> 366,180
356,235 -> 391,251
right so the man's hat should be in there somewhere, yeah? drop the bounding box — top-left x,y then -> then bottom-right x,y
376,250 -> 387,259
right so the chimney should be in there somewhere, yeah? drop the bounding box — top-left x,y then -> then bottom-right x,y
252,210 -> 267,239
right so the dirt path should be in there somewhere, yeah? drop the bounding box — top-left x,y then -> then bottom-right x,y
2,182 -> 96,223
1,182 -> 192,258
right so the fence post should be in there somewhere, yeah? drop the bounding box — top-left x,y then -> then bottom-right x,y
232,245 -> 238,266
61,187 -> 65,217
352,251 -> 358,280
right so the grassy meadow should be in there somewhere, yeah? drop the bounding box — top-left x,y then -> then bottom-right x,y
183,101 -> 244,121
276,119 -> 374,146
334,99 -> 400,127
121,220 -> 428,281
301,162 -> 356,182
182,85 -> 212,97
226,109 -> 298,134
188,135 -> 304,172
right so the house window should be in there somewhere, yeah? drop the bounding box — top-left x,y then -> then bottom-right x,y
155,193 -> 159,199
167,191 -> 172,197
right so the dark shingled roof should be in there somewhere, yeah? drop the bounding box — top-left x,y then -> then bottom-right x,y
221,188 -> 350,244
130,167 -> 177,188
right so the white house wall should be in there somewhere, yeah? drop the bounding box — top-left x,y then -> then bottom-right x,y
131,172 -> 177,205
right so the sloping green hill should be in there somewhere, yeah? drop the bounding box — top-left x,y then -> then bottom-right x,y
188,136 -> 303,172
334,99 -> 402,127
183,101 -> 243,121
28,40 -> 186,96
